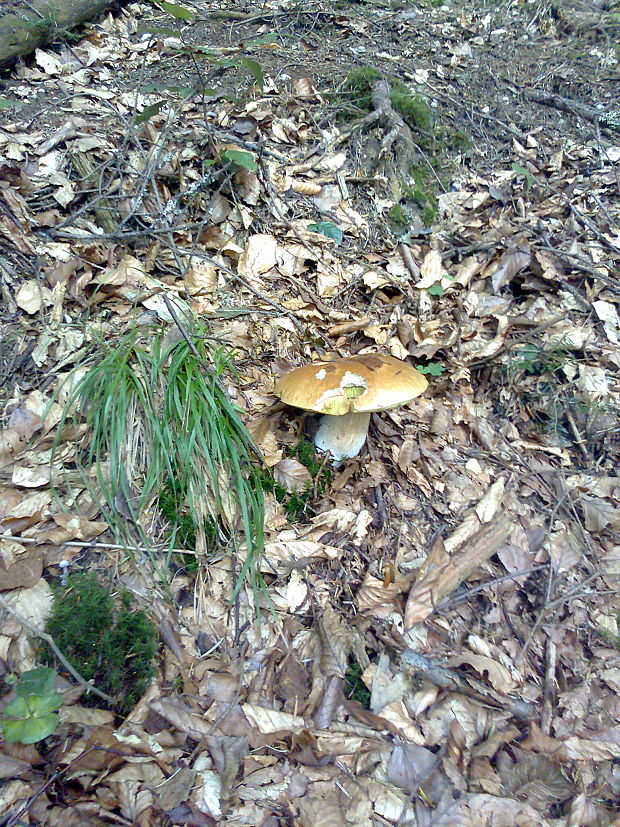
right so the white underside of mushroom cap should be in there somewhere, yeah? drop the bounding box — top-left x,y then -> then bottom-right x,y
313,411 -> 371,462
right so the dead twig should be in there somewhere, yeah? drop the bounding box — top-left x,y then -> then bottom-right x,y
522,88 -> 620,134
400,648 -> 536,721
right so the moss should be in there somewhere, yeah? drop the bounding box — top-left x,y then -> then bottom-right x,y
42,574 -> 157,715
391,164 -> 438,229
387,203 -> 410,233
422,204 -> 438,226
389,85 -> 432,133
344,658 -> 371,708
343,69 -> 432,136
449,130 -> 472,151
344,67 -> 383,111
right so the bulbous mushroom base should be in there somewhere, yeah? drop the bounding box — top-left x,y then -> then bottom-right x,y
313,411 -> 371,463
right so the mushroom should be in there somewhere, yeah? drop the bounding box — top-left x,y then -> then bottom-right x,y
274,354 -> 428,462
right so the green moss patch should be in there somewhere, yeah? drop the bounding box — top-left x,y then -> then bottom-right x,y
42,573 -> 157,715
344,68 -> 432,137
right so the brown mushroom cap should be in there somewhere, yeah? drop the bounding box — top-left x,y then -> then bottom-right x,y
274,354 -> 428,416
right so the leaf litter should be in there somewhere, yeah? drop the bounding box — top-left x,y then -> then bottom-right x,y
0,0 -> 619,824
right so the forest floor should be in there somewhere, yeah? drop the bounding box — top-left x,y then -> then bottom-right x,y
0,0 -> 619,825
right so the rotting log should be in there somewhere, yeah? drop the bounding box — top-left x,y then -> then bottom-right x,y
0,0 -> 117,67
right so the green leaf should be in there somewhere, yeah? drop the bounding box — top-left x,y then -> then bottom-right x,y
418,362 -> 445,376
134,101 -> 166,124
238,57 -> 264,89
307,222 -> 344,244
222,149 -> 256,170
511,162 -> 536,192
136,26 -> 179,37
0,97 -> 24,110
1,669 -> 62,745
156,1 -> 194,21
2,698 -> 61,745
427,282 -> 445,297
16,667 -> 57,699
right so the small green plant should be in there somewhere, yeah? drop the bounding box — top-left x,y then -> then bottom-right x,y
156,0 -> 194,20
344,659 -> 371,708
511,162 -> 537,192
418,362 -> 445,376
0,98 -> 25,110
42,573 -> 157,715
221,149 -> 257,170
1,667 -> 62,745
308,221 -> 344,244
509,341 -> 571,377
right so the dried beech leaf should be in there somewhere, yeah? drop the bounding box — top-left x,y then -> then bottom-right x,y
447,653 -> 519,694
242,704 -> 304,734
318,605 -> 351,677
405,515 -> 513,628
273,457 -> 312,493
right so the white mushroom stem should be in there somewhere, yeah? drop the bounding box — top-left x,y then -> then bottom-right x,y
313,411 -> 371,463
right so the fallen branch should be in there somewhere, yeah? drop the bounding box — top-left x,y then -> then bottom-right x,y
400,648 -> 536,722
523,89 -> 620,134
0,0 -> 120,66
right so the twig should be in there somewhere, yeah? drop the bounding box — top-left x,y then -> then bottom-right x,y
6,745 -> 99,827
565,409 -> 590,461
0,532 -> 190,555
0,592 -> 115,704
400,648 -> 536,721
538,241 -> 620,295
569,203 -> 620,257
541,637 -> 556,734
398,241 -> 420,279
522,88 -> 620,134
437,564 -> 549,608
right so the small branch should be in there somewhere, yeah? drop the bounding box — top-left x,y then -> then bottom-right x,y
400,648 -> 536,721
0,592 -> 115,704
0,533 -> 191,555
523,88 -> 620,134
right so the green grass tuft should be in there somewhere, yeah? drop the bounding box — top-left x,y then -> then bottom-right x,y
53,322 -> 265,601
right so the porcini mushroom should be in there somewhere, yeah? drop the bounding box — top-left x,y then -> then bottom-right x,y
274,354 -> 428,462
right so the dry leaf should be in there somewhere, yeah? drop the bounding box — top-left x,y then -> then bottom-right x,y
273,457 -> 312,493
